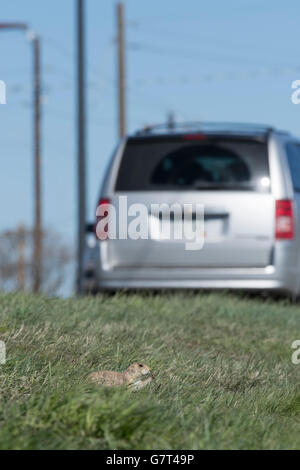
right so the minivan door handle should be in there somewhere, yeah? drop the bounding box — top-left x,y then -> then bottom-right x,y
204,207 -> 229,220
204,212 -> 229,220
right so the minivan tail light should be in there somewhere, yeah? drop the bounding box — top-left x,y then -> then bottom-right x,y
275,200 -> 294,240
96,198 -> 110,240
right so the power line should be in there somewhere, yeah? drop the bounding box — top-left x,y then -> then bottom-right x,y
5,59 -> 300,99
127,65 -> 300,89
127,41 -> 299,69
44,36 -> 113,85
128,20 -> 297,66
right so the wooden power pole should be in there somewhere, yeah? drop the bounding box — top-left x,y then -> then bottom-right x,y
76,0 -> 87,295
33,36 -> 42,293
17,225 -> 26,291
117,2 -> 126,138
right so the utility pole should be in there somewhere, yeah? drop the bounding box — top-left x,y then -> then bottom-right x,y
33,36 -> 42,293
17,225 -> 26,291
0,24 -> 43,294
117,2 -> 126,138
167,111 -> 176,130
76,0 -> 87,295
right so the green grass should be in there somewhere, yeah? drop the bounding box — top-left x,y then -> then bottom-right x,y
0,290 -> 299,450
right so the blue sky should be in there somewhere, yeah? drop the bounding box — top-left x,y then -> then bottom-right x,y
0,0 -> 300,250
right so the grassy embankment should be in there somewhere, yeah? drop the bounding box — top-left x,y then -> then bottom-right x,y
0,291 -> 299,449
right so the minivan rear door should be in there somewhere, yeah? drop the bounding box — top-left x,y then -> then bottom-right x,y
106,135 -> 274,269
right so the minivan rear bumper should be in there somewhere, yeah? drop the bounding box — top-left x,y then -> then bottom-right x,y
91,242 -> 299,295
96,265 -> 297,295
98,278 -> 287,292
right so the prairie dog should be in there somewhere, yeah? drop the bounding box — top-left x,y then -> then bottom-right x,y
88,362 -> 153,389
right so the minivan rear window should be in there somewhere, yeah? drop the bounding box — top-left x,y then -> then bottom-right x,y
115,137 -> 270,192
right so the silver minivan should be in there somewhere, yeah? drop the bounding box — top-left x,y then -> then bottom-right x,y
84,123 -> 300,296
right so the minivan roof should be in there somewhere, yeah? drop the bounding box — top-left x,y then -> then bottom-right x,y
134,122 -> 290,139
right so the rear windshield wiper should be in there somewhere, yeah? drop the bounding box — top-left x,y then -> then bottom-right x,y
193,183 -> 255,190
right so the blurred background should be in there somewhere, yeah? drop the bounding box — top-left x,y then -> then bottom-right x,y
0,0 -> 299,296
